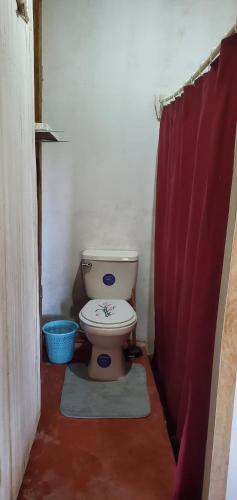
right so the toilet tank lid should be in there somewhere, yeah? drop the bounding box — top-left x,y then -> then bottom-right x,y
81,249 -> 138,262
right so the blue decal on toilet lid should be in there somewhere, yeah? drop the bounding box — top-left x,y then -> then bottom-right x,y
103,273 -> 115,286
97,354 -> 111,368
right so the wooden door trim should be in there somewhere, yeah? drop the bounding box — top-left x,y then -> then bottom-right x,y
33,0 -> 42,124
33,0 -> 42,316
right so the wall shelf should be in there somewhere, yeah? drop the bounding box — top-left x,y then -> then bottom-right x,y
35,123 -> 68,143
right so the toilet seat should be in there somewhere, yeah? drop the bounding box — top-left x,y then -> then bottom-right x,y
79,299 -> 136,329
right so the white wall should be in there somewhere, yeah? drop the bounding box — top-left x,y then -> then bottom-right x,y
0,2 -> 40,499
42,0 -> 237,350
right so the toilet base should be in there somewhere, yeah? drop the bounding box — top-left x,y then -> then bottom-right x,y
88,345 -> 127,381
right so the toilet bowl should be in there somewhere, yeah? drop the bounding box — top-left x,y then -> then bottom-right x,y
79,299 -> 137,381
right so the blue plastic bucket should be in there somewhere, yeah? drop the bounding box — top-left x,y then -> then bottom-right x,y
42,320 -> 79,364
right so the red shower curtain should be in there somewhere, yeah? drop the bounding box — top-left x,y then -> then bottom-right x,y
154,34 -> 237,499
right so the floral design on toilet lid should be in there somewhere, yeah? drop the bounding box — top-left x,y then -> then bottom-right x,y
80,299 -> 136,325
95,302 -> 115,318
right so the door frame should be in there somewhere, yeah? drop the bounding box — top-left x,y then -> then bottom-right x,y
33,6 -> 237,496
33,0 -> 42,317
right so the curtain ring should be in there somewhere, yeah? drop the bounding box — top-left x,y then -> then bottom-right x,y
158,97 -> 164,121
208,49 -> 215,69
154,95 -> 163,121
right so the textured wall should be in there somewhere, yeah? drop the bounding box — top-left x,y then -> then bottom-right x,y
0,2 -> 40,499
42,0 -> 237,350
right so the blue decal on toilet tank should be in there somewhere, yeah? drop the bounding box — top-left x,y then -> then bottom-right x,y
103,273 -> 115,286
97,354 -> 111,368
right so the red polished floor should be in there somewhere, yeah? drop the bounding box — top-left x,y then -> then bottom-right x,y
18,344 -> 175,500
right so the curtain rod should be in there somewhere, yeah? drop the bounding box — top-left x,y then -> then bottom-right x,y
155,20 -> 237,121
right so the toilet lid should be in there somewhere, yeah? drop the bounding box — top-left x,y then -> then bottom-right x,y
80,299 -> 135,325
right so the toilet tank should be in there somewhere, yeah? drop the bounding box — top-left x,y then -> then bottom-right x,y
81,250 -> 138,300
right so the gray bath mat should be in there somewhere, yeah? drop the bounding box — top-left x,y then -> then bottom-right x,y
60,363 -> 150,419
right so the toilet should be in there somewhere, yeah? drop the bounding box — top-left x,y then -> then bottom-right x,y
79,250 -> 138,381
